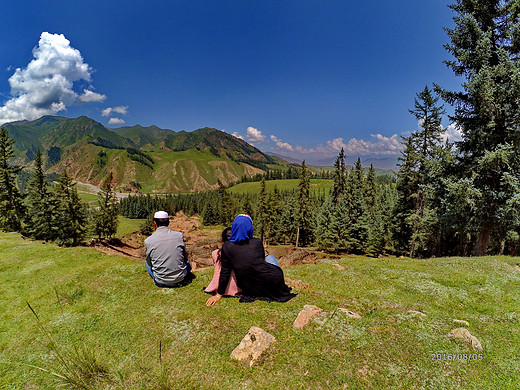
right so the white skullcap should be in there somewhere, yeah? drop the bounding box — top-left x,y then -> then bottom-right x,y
154,211 -> 169,219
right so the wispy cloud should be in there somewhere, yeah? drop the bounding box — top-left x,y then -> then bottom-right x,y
108,117 -> 125,125
0,32 -> 105,125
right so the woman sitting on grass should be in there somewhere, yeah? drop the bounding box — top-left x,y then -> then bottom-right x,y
206,214 -> 296,305
204,227 -> 241,297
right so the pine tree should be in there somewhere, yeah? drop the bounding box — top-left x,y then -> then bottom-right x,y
92,172 -> 119,239
408,86 -> 445,257
217,180 -> 235,226
296,160 -> 312,247
315,195 -> 340,252
331,148 -> 347,202
55,171 -> 88,245
345,158 -> 367,253
202,200 -> 219,225
364,164 -> 384,256
257,177 -> 268,242
394,86 -> 445,257
25,149 -> 59,241
278,191 -> 297,244
437,0 -> 520,255
0,127 -> 25,232
268,185 -> 283,243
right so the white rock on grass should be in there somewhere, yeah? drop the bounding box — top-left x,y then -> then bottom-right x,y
407,310 -> 427,317
230,326 -> 276,366
453,319 -> 470,326
449,328 -> 483,351
338,308 -> 362,319
293,305 -> 323,329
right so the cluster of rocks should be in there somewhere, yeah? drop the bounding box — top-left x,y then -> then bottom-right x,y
230,304 -> 483,366
230,304 -> 363,365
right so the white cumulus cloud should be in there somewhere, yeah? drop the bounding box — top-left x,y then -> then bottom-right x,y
270,135 -> 293,151
108,117 -> 125,125
0,32 -> 105,125
442,123 -> 463,143
79,89 -> 106,103
102,105 -> 128,117
246,126 -> 266,143
306,133 -> 402,158
232,132 -> 244,140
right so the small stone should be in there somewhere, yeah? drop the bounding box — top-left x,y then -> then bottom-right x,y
293,305 -> 323,329
449,328 -> 483,351
453,319 -> 470,326
332,264 -> 346,270
338,308 -> 362,319
285,278 -> 311,290
230,326 -> 276,366
407,310 -> 427,317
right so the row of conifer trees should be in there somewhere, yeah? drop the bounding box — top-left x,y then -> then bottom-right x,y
0,127 -> 119,245
119,155 -> 397,256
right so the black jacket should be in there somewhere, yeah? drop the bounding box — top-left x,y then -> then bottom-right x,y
218,238 -> 295,302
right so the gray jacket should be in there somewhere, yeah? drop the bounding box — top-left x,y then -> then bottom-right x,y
145,227 -> 189,285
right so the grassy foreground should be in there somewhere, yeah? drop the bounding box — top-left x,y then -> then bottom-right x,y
0,232 -> 519,389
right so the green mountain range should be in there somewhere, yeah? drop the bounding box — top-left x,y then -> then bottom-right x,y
3,115 -> 281,193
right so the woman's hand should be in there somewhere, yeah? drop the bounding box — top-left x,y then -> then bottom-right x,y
206,294 -> 222,306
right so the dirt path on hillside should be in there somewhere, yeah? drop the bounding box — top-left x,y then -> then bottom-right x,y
77,181 -> 131,200
91,212 -> 324,271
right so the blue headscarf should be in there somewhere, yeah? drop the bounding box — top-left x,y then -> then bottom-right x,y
229,214 -> 254,243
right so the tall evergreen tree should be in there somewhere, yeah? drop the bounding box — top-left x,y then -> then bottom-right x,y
345,158 -> 367,253
296,160 -> 312,247
257,177 -> 268,242
437,0 -> 520,255
217,180 -> 235,226
394,86 -> 445,257
278,191 -> 297,245
266,185 -> 282,244
55,171 -> 88,245
331,148 -> 347,202
364,164 -> 384,256
92,172 -> 119,239
0,127 -> 25,232
315,195 -> 340,252
408,87 -> 445,257
25,149 -> 59,241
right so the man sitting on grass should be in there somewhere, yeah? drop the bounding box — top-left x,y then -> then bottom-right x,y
145,211 -> 194,287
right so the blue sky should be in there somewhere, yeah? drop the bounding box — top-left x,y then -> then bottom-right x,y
0,1 -> 461,164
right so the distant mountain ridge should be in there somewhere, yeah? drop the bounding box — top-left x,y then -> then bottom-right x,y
3,115 -> 279,193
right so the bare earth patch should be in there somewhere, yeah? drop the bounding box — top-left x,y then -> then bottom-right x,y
91,212 -> 223,269
92,214 -> 329,276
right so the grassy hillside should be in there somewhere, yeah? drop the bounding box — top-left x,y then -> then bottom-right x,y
1,232 -> 518,389
4,116 -> 279,193
228,178 -> 333,194
49,145 -> 264,192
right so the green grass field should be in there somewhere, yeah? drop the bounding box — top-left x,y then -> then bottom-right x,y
115,216 -> 146,238
228,179 -> 333,194
1,232 -> 519,389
